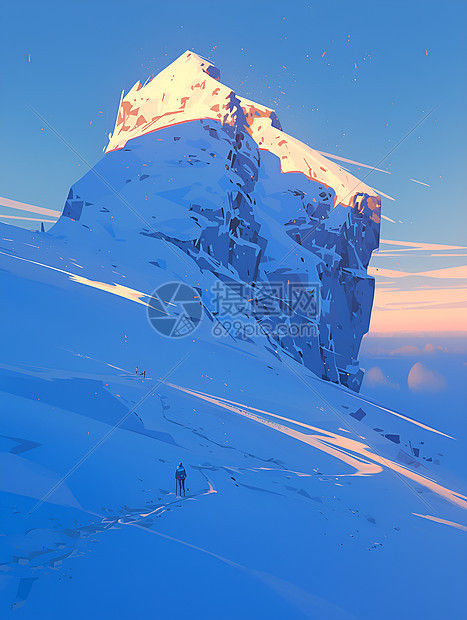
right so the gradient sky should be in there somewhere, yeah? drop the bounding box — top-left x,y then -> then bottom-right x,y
1,0 -> 466,332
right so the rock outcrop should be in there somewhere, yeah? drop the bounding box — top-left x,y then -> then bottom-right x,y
52,51 -> 381,391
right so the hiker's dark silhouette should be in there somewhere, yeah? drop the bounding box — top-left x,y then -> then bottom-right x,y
175,462 -> 186,496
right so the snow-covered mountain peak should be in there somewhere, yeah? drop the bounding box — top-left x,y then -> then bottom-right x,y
52,51 -> 384,391
106,52 -> 379,209
106,50 -> 229,153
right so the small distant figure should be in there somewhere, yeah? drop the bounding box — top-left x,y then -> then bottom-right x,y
135,366 -> 138,374
140,370 -> 146,378
175,462 -> 187,496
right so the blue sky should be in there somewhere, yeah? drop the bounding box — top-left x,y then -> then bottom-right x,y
1,0 -> 466,245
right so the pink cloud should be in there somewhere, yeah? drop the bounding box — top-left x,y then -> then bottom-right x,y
389,343 -> 436,356
407,362 -> 446,393
364,366 -> 399,389
369,265 -> 467,279
370,287 -> 467,333
378,239 -> 467,251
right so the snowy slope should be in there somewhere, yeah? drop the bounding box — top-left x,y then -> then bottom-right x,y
1,221 -> 466,619
1,52 -> 466,619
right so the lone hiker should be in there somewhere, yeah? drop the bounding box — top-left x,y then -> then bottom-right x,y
175,462 -> 187,496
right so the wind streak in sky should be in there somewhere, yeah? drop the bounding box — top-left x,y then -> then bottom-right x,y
0,196 -> 61,218
0,214 -> 56,223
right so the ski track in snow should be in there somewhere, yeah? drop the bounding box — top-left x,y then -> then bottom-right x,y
4,468 -> 347,618
2,484 -> 218,610
2,362 -> 466,615
163,381 -> 467,514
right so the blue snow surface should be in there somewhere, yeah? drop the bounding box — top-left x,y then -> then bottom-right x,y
1,118 -> 466,619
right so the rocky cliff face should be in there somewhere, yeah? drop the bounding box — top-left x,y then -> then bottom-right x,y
52,51 -> 381,391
